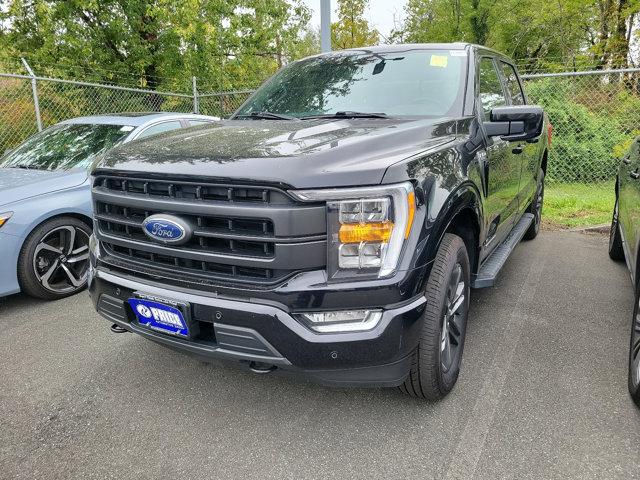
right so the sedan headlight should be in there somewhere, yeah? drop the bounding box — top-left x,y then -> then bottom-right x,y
0,212 -> 13,229
290,182 -> 416,280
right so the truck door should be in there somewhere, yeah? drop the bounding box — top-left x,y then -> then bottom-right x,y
499,60 -> 539,214
478,57 -> 521,249
619,138 -> 640,273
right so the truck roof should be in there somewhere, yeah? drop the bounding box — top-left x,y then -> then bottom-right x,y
315,43 -> 513,62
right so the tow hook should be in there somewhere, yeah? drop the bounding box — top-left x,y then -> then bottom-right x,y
249,361 -> 277,374
110,323 -> 128,334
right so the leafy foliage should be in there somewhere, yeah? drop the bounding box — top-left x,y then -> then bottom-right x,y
526,78 -> 632,182
0,0 -> 319,92
394,0 -> 640,73
331,0 -> 379,49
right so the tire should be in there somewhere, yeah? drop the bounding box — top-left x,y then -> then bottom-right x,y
399,233 -> 470,400
523,169 -> 545,240
609,197 -> 625,261
629,284 -> 640,408
17,216 -> 92,301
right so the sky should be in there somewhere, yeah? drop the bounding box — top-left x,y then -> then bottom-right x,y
301,0 -> 408,41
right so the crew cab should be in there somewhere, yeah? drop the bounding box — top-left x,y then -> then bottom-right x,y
88,44 -> 550,399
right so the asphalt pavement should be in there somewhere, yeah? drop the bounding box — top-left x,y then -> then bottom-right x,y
1,231 -> 639,479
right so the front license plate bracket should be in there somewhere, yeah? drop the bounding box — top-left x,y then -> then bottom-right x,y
128,293 -> 196,338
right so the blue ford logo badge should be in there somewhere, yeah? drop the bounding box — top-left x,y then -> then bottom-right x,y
142,214 -> 192,245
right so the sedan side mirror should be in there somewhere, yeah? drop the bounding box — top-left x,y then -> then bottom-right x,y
483,105 -> 544,141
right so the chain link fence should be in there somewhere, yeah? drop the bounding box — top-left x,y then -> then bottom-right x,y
522,69 -> 640,184
198,90 -> 255,118
2,66 -> 640,186
0,66 -> 256,153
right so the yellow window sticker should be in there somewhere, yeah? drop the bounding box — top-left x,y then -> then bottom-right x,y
430,55 -> 448,68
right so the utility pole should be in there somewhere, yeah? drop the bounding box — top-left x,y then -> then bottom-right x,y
320,0 -> 331,53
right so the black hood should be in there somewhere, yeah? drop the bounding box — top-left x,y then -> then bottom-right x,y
96,118 -> 456,189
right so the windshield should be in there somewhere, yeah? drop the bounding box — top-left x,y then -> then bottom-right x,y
0,123 -> 133,171
235,49 -> 467,119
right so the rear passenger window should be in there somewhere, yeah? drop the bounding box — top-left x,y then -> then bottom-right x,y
500,62 -> 525,105
136,121 -> 183,140
478,57 -> 506,118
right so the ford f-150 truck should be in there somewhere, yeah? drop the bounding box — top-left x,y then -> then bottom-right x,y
88,43 -> 550,400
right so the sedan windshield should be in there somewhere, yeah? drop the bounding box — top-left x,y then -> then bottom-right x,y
0,123 -> 133,171
235,49 -> 467,119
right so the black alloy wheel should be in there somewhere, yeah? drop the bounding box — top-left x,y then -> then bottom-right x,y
18,217 -> 92,300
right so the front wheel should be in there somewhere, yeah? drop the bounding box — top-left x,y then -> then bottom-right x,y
399,233 -> 470,400
17,216 -> 92,300
629,285 -> 640,407
523,169 -> 545,240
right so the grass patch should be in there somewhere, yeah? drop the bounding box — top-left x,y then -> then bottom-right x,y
542,182 -> 615,229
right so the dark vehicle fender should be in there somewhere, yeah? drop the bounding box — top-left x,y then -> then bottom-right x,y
406,181 -> 483,294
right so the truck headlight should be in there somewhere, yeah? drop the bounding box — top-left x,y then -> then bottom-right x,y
290,182 -> 416,279
0,212 -> 13,229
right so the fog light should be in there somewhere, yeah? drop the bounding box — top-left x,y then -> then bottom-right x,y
297,309 -> 383,333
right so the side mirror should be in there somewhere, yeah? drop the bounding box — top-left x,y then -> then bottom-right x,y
483,105 -> 544,141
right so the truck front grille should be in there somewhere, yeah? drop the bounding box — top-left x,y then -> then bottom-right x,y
92,173 -> 327,288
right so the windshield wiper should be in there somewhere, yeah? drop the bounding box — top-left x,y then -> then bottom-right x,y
301,111 -> 389,120
234,111 -> 298,121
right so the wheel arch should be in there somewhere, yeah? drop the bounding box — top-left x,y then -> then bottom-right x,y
18,210 -> 93,254
422,183 -> 483,281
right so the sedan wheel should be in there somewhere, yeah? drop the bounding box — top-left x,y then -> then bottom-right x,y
33,226 -> 90,294
18,217 -> 92,300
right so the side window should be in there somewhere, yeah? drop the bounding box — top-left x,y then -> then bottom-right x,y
136,120 -> 183,140
478,57 -> 507,118
500,62 -> 525,105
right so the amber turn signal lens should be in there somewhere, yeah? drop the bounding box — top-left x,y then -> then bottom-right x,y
339,222 -> 394,243
0,212 -> 13,229
405,191 -> 416,239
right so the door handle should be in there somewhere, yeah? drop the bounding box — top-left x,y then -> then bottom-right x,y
623,156 -> 632,165
630,169 -> 640,179
512,145 -> 524,154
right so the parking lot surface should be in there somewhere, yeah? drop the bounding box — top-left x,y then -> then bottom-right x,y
1,231 -> 640,479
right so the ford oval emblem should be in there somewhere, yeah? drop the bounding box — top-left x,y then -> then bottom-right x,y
142,214 -> 192,245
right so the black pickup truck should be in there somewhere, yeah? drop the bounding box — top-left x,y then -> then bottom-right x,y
88,43 -> 550,400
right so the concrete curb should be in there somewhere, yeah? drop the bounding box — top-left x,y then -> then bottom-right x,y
570,224 -> 609,234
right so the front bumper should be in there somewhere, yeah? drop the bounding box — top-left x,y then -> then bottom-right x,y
0,232 -> 21,297
89,269 -> 427,387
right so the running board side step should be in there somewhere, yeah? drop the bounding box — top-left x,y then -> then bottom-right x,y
471,213 -> 534,289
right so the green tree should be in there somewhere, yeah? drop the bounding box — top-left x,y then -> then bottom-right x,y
0,0 -> 312,92
331,0 -> 379,50
396,0 -> 640,72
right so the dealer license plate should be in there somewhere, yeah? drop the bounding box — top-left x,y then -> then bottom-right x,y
128,296 -> 189,337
